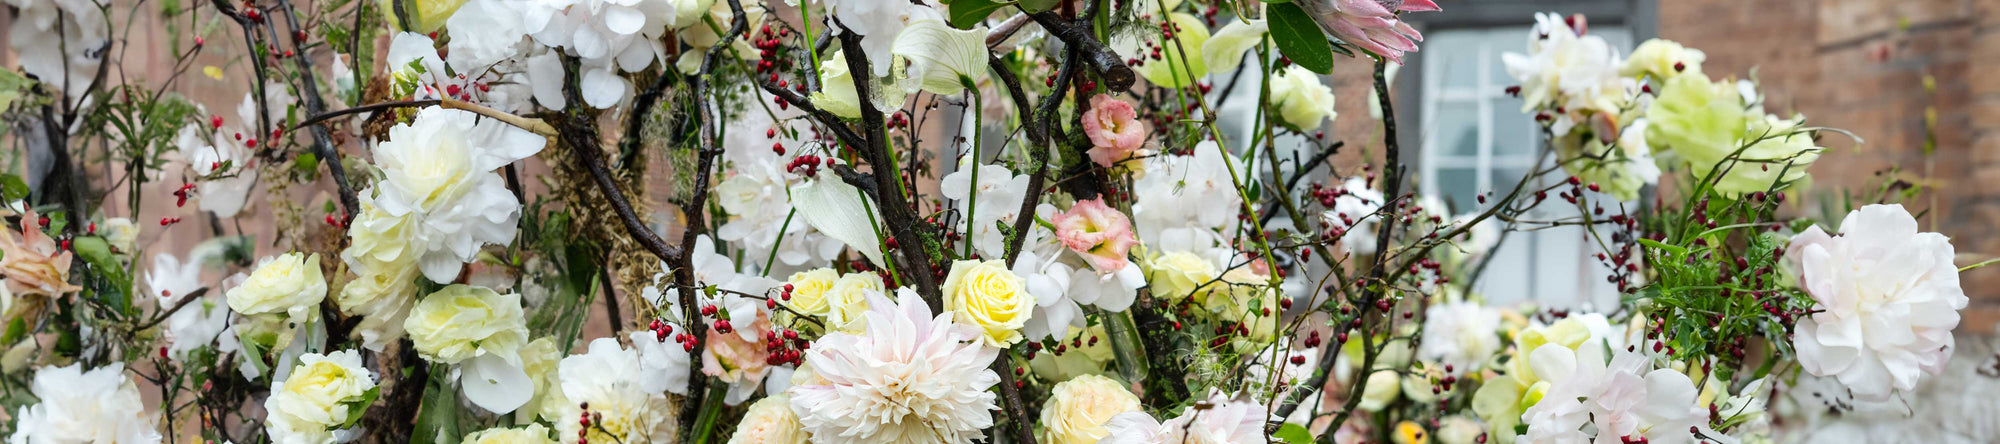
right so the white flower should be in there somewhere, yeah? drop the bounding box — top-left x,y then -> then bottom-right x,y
728,394 -> 809,444
1623,38 -> 1705,80
265,350 -> 377,444
1321,176 -> 1385,254
646,235 -> 778,340
629,329 -> 691,395
7,363 -> 162,444
891,18 -> 988,96
546,338 -> 679,443
1516,338 -> 1725,444
1202,18 -> 1267,73
789,288 -> 1001,444
226,253 -> 329,323
1269,65 -> 1338,130
149,253 -> 235,359
4,0 -> 109,106
445,0 -> 530,74
1502,13 -> 1634,135
463,424 -> 556,444
822,0 -> 940,77
941,162 -> 1029,261
404,284 -> 530,366
1244,341 -> 1318,397
173,96 -> 269,218
790,173 -> 888,267
1417,301 -> 1501,376
1038,374 -> 1141,444
1099,391 -> 1267,444
367,106 -> 544,283
1786,204 -> 1967,401
338,199 -> 424,351
517,0 -> 676,108
713,112 -> 844,269
1131,142 -> 1243,245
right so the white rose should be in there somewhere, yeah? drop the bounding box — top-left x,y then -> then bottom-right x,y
226,253 -> 329,322
821,272 -> 883,332
265,350 -> 377,444
403,284 -> 529,365
99,217 -> 138,252
1622,38 -> 1705,80
940,259 -> 1037,347
1269,65 -> 1338,130
727,394 -> 809,444
463,424 -> 556,444
1787,204 -> 1966,401
1358,369 -> 1401,411
1038,374 -> 1142,444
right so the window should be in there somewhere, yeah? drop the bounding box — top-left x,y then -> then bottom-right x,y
1413,23 -> 1637,310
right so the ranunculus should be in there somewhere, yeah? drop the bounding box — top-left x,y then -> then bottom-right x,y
1269,65 -> 1339,130
1082,95 -> 1148,168
226,253 -> 329,322
1786,204 -> 1966,401
822,272 -> 884,332
1039,374 -> 1142,444
403,284 -> 529,366
1145,251 -> 1220,304
781,268 -> 840,316
1623,38 -> 1705,80
1646,73 -> 1820,196
1053,198 -> 1141,273
1292,0 -> 1440,64
941,259 -> 1037,347
462,424 -> 555,444
7,362 -> 162,444
0,211 -> 80,298
728,394 -> 809,444
265,350 -> 377,444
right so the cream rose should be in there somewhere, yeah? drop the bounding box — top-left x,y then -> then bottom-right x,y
727,394 -> 809,444
264,350 -> 377,443
1269,65 -> 1338,130
403,284 -> 529,365
1038,374 -> 1141,444
940,259 -> 1036,347
782,268 -> 839,316
227,253 -> 329,322
1145,251 -> 1219,304
1622,38 -> 1705,80
463,424 -> 555,444
822,272 -> 882,332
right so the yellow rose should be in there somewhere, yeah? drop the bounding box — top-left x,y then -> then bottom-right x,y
1038,375 -> 1141,444
403,284 -> 529,365
265,350 -> 376,443
1145,251 -> 1218,304
941,259 -> 1036,347
822,273 -> 883,332
1216,267 -> 1281,345
226,253 -> 328,322
464,424 -> 555,444
782,268 -> 839,316
727,394 -> 808,444
378,0 -> 466,34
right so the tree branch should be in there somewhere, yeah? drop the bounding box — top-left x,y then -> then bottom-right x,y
832,24 -> 942,306
273,0 -> 361,222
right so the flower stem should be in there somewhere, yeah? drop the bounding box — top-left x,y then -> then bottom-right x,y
689,385 -> 727,444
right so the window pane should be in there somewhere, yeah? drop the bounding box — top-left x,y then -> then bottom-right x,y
1491,96 -> 1537,156
1488,28 -> 1530,86
1437,166 -> 1481,212
1428,33 -> 1481,89
1434,103 -> 1481,157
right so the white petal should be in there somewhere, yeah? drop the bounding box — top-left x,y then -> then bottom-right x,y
890,19 -> 989,96
1202,18 -> 1266,73
527,51 -> 568,110
462,353 -> 533,414
601,5 -> 648,35
789,177 -> 886,266
581,68 -> 629,108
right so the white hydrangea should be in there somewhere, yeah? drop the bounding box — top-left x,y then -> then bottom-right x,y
7,363 -> 162,444
364,106 -> 544,283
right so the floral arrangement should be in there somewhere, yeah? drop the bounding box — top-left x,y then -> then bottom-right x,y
0,0 -> 1980,443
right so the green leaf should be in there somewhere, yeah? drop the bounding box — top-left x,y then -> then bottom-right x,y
72,236 -> 133,315
947,0 -> 1012,30
0,174 -> 28,203
337,386 -> 382,429
296,153 -> 320,177
1274,423 -> 1313,444
1017,0 -> 1057,13
1269,3 -> 1336,74
412,365 -> 462,444
1636,238 -> 1687,256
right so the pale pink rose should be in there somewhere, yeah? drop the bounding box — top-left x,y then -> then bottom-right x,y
702,311 -> 772,385
1294,0 -> 1441,64
1052,198 -> 1140,272
1082,95 -> 1147,168
0,211 -> 80,298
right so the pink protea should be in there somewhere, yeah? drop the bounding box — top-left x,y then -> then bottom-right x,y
1295,0 -> 1441,64
1082,94 -> 1148,168
1052,198 -> 1140,273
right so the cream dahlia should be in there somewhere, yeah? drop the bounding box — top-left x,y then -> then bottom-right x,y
788,288 -> 1001,444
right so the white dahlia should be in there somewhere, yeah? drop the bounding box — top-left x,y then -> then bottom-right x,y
7,363 -> 162,444
1099,391 -> 1267,444
367,106 -> 544,283
788,288 -> 1001,444
1786,204 -> 1967,401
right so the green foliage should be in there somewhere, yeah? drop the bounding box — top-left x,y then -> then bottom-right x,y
1268,3 -> 1335,74
943,0 -> 1013,30
72,236 -> 135,317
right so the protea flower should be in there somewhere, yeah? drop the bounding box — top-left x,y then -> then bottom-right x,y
1293,0 -> 1441,64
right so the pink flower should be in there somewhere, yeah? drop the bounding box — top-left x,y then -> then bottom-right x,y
1082,95 -> 1147,168
1052,198 -> 1140,272
702,311 -> 772,387
0,210 -> 80,298
1295,0 -> 1441,64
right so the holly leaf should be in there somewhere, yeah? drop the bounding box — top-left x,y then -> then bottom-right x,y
1270,3 -> 1336,74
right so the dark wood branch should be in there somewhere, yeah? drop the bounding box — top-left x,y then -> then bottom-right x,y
1026,11 -> 1135,92
294,99 -> 442,130
756,82 -> 868,150
832,24 -> 943,306
274,0 -> 361,222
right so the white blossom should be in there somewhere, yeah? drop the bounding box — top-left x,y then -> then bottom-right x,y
789,288 -> 1000,444
1786,204 -> 1967,401
7,363 -> 162,444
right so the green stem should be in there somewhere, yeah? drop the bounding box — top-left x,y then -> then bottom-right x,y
964,87 -> 984,258
1101,308 -> 1150,384
689,385 -> 728,444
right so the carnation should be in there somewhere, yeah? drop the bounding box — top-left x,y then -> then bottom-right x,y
546,338 -> 679,443
1786,204 -> 1967,400
789,288 -> 1001,444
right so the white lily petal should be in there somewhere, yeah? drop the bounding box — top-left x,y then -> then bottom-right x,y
789,177 -> 886,266
1202,19 -> 1267,73
462,353 -> 533,414
891,19 -> 989,96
